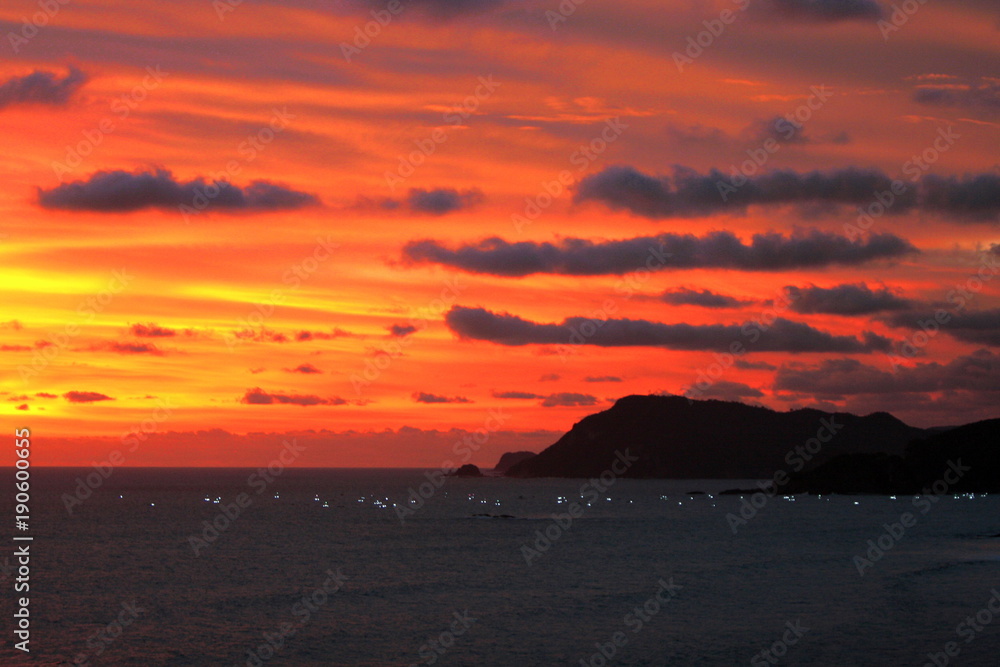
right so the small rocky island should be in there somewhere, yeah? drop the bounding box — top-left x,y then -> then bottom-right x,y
450,464 -> 484,477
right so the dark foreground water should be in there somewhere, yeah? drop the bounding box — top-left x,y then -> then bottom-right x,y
1,468 -> 998,666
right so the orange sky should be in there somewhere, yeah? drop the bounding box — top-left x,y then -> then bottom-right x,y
1,0 -> 998,466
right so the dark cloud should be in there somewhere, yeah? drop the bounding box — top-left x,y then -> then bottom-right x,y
539,373 -> 561,381
584,375 -> 622,382
238,327 -> 356,344
295,328 -> 355,341
828,131 -> 851,145
733,359 -> 777,371
236,328 -> 290,343
358,188 -> 484,216
786,283 -> 915,315
408,188 -> 484,215
342,0 -> 507,19
0,66 -> 87,110
444,306 -> 891,353
412,391 -> 472,404
762,0 -> 884,20
664,122 -> 730,146
743,116 -> 809,145
885,308 -> 1000,347
694,380 -> 764,400
388,324 -> 419,337
38,168 -> 319,213
660,287 -> 750,309
492,390 -> 545,399
668,118 -> 843,151
572,165 -> 898,218
240,387 -> 346,406
35,392 -> 59,399
913,78 -> 1000,112
573,165 -> 1000,222
64,391 -> 113,403
88,341 -> 164,355
130,322 -> 176,337
540,392 -> 599,407
285,363 -> 322,374
403,230 -> 915,277
919,173 -> 1000,221
774,350 -> 1000,397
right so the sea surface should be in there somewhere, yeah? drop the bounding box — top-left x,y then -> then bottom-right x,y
1,468 -> 998,666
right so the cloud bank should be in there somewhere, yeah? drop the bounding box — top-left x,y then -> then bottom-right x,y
403,230 -> 916,276
38,168 -> 319,213
445,306 -> 892,353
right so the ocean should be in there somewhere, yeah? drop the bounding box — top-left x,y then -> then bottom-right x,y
1,468 -> 998,666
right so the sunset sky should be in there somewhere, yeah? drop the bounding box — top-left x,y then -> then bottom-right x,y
1,0 -> 998,467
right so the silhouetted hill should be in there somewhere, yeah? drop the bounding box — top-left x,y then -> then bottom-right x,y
784,418 -> 1000,494
505,394 -> 927,479
493,451 -> 536,472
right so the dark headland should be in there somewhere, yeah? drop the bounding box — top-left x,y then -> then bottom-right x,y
504,395 -> 999,494
492,451 -> 536,473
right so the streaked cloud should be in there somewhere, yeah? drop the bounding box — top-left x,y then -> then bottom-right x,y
403,230 -> 916,276
761,0 -> 884,21
0,66 -> 87,110
660,287 -> 751,309
913,77 -> 1000,112
445,306 -> 892,353
412,391 -> 472,404
356,188 -> 484,216
540,392 -> 599,407
38,168 -> 319,213
574,165 -> 999,222
130,323 -> 176,337
885,308 -> 1000,347
492,390 -> 544,399
240,388 -> 347,406
285,363 -> 323,374
64,391 -> 114,403
786,283 -> 915,315
774,350 -> 1000,396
